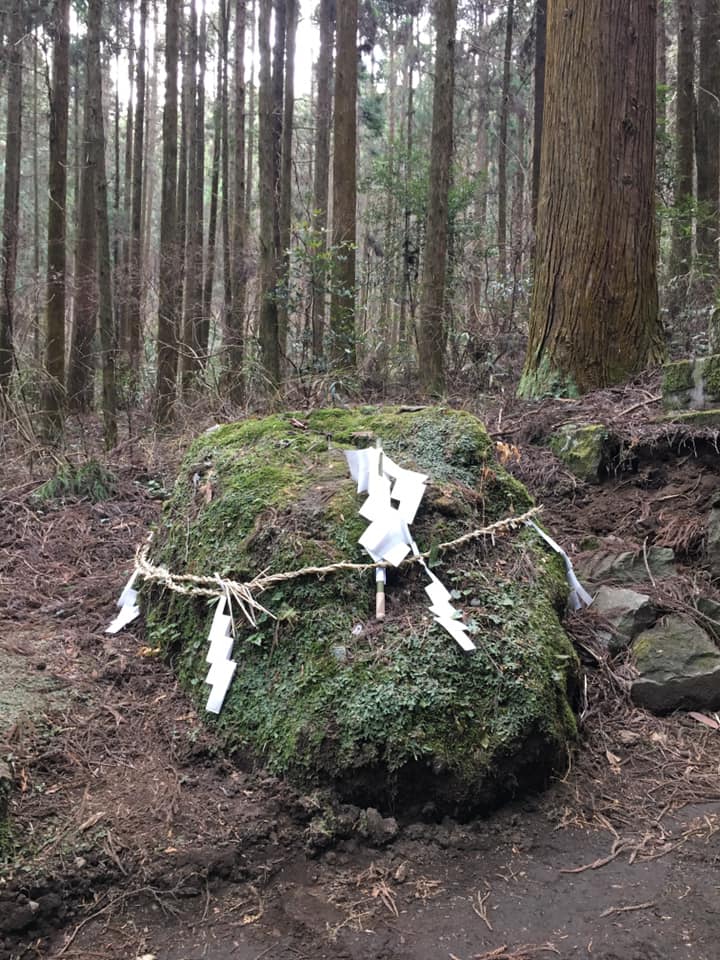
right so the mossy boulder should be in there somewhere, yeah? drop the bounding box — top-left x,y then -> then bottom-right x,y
547,423 -> 612,483
662,355 -> 720,411
146,407 -> 579,817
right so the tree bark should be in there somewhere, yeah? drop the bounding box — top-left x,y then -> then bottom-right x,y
697,0 -> 720,272
128,0 -> 148,373
118,0 -> 135,355
330,0 -> 358,368
497,0 -> 514,279
531,0 -> 546,231
202,6 -> 224,330
155,0 -> 181,425
277,0 -> 297,364
0,0 -> 23,398
227,0 -> 246,402
87,0 -> 117,448
258,0 -> 281,385
67,81 -> 97,413
670,0 -> 695,276
520,0 -> 663,397
42,0 -> 71,438
417,0 -> 456,395
311,0 -> 334,362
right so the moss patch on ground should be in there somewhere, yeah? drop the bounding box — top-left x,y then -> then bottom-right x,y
146,407 -> 578,817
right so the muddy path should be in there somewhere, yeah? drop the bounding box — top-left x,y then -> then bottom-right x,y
1,388 -> 719,960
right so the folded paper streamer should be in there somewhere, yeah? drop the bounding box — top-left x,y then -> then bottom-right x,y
345,446 -> 476,652
106,572 -> 140,634
526,520 -> 592,611
204,595 -> 238,714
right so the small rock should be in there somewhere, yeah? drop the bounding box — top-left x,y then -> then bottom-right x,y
0,761 -> 12,822
73,856 -> 87,869
592,585 -> 657,653
359,807 -> 398,846
631,615 -> 720,714
547,423 -> 612,484
394,861 -> 409,883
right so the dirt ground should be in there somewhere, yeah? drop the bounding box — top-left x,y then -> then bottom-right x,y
1,381 -> 719,960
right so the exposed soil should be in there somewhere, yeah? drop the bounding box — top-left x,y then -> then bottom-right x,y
1,383 -> 719,960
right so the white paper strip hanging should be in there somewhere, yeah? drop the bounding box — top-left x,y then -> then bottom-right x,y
526,520 -> 592,611
106,572 -> 141,634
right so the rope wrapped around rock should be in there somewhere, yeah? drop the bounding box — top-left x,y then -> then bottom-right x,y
132,505 -> 543,626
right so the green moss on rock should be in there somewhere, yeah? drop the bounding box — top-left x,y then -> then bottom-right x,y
547,423 -> 610,483
146,407 -> 578,817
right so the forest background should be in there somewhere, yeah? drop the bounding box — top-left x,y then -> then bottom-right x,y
0,0 -> 716,446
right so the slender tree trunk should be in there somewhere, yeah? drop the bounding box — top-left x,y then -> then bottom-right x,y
192,4 -> 208,364
656,0 -> 668,252
497,0 -> 514,279
33,30 -> 41,363
42,0 -> 71,438
155,0 -> 180,424
258,0 -> 281,385
697,0 -> 720,273
87,0 -> 117,447
227,0 -> 246,401
398,20 -> 415,353
330,0 -> 358,367
311,0 -> 333,362
0,0 -> 23,398
277,0 -> 297,363
118,0 -> 135,355
520,0 -> 663,397
181,0 -> 204,389
202,8 -> 224,329
128,0 -> 148,373
67,82 -> 97,412
142,4 -> 160,267
245,0 -> 257,235
531,0 -> 546,231
417,0 -> 456,395
670,0 -> 695,277
220,1 -> 233,343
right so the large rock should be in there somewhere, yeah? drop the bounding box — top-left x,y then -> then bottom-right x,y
631,615 -> 720,714
662,355 -> 720,411
579,545 -> 675,585
146,407 -> 579,817
705,507 -> 720,578
592,586 -> 657,654
547,423 -> 611,483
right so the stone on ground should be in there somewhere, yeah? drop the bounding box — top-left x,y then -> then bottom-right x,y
662,355 -> 720,411
547,423 -> 611,483
579,544 -> 675,585
592,586 -> 657,654
145,407 -> 579,817
631,615 -> 720,714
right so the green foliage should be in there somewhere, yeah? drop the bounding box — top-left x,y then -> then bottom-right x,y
32,460 -> 118,505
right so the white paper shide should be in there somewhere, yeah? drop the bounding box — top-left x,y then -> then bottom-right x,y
345,445 -> 477,652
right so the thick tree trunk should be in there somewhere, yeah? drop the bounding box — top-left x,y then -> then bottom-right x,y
227,0 -> 246,402
42,0 -> 71,438
0,0 -> 23,398
67,83 -> 97,413
311,0 -> 334,362
330,0 -> 358,367
87,0 -> 117,448
417,0 -> 456,395
670,0 -> 695,277
696,0 -> 720,272
497,0 -> 513,279
531,0 -> 546,231
128,0 -> 148,372
155,0 -> 180,425
258,0 -> 281,385
520,0 -> 663,397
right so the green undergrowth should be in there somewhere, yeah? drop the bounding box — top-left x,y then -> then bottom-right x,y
146,406 -> 578,816
33,460 -> 117,505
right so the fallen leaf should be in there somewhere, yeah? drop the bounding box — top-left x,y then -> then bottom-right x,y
688,711 -> 720,731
